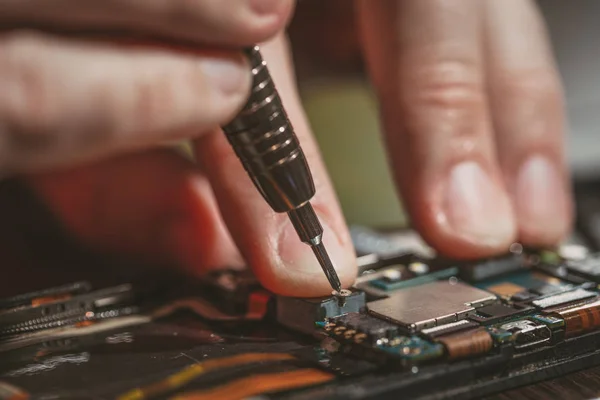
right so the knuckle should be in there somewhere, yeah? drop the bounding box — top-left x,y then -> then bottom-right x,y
400,60 -> 488,142
407,60 -> 486,112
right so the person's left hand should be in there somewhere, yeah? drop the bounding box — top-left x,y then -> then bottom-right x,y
358,0 -> 573,257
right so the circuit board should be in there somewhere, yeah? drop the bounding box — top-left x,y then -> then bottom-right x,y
3,226 -> 600,400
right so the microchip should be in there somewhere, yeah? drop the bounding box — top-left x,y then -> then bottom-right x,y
480,271 -> 575,303
486,282 -> 526,298
367,281 -> 497,332
532,288 -> 597,309
469,303 -> 533,325
459,253 -> 524,282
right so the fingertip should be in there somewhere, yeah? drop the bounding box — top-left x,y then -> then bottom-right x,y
412,162 -> 518,260
197,51 -> 253,126
254,210 -> 357,297
513,155 -> 573,247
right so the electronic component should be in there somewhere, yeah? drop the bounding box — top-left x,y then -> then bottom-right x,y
350,226 -> 434,257
368,267 -> 458,292
276,290 -> 366,334
323,313 -> 399,344
375,336 -> 444,363
0,281 -> 91,311
488,320 -> 551,350
356,253 -> 380,274
565,253 -> 600,282
420,320 -> 479,339
559,243 -> 590,261
367,280 -> 497,332
529,314 -> 565,330
0,284 -> 136,334
574,182 -> 600,252
469,303 -> 533,325
486,282 -> 527,298
545,299 -> 600,338
436,328 -> 493,361
510,291 -> 538,302
319,316 -> 444,364
8,225 -> 600,400
458,251 -> 525,282
0,306 -> 140,337
353,254 -> 427,300
479,270 -> 576,304
531,288 -> 597,309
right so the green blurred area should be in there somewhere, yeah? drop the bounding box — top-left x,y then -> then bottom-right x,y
300,80 -> 407,228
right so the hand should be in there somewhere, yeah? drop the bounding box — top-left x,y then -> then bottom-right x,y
358,0 -> 572,257
3,0 -> 357,297
2,0 -> 571,298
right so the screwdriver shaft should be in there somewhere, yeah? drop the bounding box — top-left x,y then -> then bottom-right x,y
287,203 -> 342,293
222,46 -> 344,294
310,242 -> 342,293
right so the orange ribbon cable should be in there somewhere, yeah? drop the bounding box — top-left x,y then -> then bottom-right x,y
0,381 -> 29,400
170,369 -> 334,400
117,353 -> 297,400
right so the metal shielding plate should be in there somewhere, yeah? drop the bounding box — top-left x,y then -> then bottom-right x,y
367,280 -> 497,332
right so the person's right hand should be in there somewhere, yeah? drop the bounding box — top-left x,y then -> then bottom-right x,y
0,1 -> 360,297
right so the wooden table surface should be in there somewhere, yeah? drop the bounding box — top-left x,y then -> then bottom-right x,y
486,366 -> 600,400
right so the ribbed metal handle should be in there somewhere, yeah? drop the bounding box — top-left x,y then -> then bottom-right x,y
222,46 -> 316,213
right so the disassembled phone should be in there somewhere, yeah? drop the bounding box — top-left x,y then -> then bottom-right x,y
3,220 -> 600,400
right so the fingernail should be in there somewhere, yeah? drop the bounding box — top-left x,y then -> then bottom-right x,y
515,156 -> 569,241
201,56 -> 249,96
249,0 -> 284,15
277,213 -> 353,293
444,161 -> 515,246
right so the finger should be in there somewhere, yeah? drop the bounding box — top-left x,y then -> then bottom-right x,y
483,0 -> 573,246
0,0 -> 294,46
357,0 -> 517,259
26,148 -> 244,273
0,32 -> 251,174
194,34 -> 357,297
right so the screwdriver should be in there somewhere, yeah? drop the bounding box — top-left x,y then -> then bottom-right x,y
221,46 -> 343,295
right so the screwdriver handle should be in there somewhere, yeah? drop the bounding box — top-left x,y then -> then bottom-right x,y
222,46 -> 316,213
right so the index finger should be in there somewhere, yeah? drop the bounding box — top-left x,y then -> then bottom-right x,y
194,34 -> 357,297
0,0 -> 294,46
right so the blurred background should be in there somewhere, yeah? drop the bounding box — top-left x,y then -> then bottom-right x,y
286,0 -> 600,229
